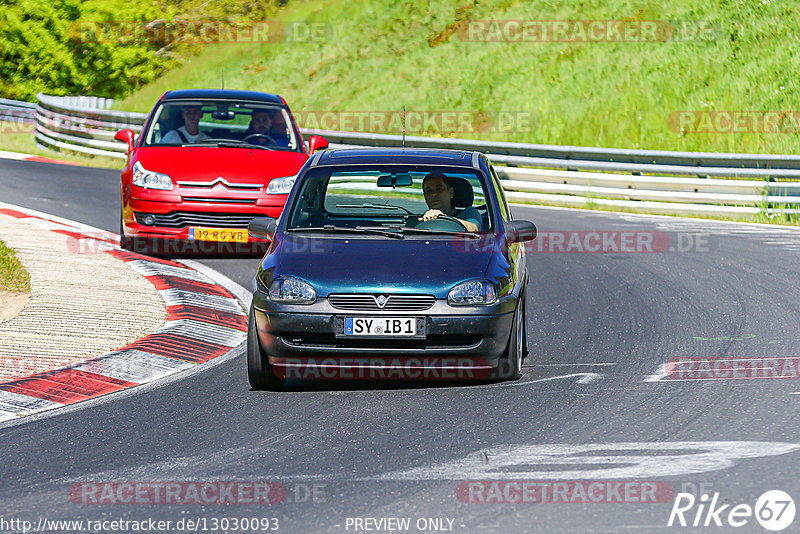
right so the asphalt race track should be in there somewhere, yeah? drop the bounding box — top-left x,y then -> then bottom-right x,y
3,158 -> 800,533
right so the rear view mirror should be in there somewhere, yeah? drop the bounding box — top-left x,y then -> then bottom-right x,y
211,110 -> 235,120
249,217 -> 277,240
376,173 -> 413,188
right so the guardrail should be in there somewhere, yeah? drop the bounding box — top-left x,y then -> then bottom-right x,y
20,93 -> 800,216
0,97 -> 36,123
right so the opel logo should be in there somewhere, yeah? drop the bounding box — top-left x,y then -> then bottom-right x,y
374,295 -> 390,309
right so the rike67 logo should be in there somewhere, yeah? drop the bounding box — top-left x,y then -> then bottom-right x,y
668,490 -> 795,531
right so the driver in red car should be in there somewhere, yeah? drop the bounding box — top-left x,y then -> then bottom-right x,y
243,109 -> 278,146
419,172 -> 482,231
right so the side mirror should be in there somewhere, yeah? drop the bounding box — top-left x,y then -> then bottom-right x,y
248,217 -> 278,241
307,135 -> 328,154
505,220 -> 537,244
114,129 -> 135,153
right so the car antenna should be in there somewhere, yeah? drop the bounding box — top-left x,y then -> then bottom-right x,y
221,69 -> 225,90
402,106 -> 406,149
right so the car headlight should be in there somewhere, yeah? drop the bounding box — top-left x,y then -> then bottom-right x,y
266,175 -> 296,194
448,279 -> 497,306
269,277 -> 316,304
132,161 -> 173,190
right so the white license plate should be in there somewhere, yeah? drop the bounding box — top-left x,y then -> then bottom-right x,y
345,317 -> 417,336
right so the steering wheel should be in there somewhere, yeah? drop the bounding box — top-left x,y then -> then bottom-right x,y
242,133 -> 277,146
415,214 -> 468,232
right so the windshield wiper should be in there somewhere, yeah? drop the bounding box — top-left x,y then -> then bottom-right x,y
184,141 -> 275,151
334,203 -> 413,214
287,225 -> 403,239
392,226 -> 481,239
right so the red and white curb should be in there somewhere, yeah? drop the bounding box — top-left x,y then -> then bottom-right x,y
0,204 -> 248,422
0,149 -> 80,166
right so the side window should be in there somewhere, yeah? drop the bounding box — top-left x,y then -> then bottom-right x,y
489,165 -> 511,222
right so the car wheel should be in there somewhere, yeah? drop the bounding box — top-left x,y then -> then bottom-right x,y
119,212 -> 130,250
522,293 -> 529,359
247,305 -> 285,390
493,299 -> 524,381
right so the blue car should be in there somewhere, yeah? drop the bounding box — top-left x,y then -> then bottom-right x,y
246,148 -> 536,389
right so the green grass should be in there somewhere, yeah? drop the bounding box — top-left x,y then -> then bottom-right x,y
14,0 -> 800,223
117,0 -> 800,155
0,239 -> 30,293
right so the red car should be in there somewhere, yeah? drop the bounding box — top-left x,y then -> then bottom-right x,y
114,89 -> 328,254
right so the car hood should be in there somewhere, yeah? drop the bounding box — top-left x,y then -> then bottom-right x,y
273,235 -> 497,297
134,147 -> 306,183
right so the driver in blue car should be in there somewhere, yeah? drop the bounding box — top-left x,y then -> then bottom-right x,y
419,172 -> 482,231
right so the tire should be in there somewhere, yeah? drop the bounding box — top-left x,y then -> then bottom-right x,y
119,212 -> 130,250
522,293 -> 529,360
493,299 -> 524,381
247,305 -> 284,390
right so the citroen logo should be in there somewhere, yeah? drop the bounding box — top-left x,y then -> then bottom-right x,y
374,295 -> 390,309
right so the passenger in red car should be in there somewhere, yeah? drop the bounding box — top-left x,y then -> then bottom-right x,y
161,106 -> 208,144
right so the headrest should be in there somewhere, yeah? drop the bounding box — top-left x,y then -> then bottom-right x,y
447,176 -> 474,208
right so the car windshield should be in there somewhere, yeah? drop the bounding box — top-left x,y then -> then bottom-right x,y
286,166 -> 493,234
141,99 -> 301,151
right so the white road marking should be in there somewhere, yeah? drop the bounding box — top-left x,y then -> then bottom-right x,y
373,441 -> 800,481
468,372 -> 604,390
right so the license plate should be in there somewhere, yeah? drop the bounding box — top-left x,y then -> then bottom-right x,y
188,227 -> 248,242
345,317 -> 417,336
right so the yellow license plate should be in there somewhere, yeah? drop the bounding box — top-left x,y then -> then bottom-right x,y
188,227 -> 248,242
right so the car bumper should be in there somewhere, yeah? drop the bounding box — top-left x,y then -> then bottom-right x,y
252,291 -> 516,377
121,195 -> 286,253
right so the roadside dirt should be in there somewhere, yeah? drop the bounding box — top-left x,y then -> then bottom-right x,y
0,290 -> 30,322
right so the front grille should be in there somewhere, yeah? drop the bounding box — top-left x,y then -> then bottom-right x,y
182,197 -> 257,204
135,211 -> 258,229
328,294 -> 435,311
177,180 -> 261,190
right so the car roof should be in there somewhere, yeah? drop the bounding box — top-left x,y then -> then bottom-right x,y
313,148 -> 481,168
160,89 -> 285,105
